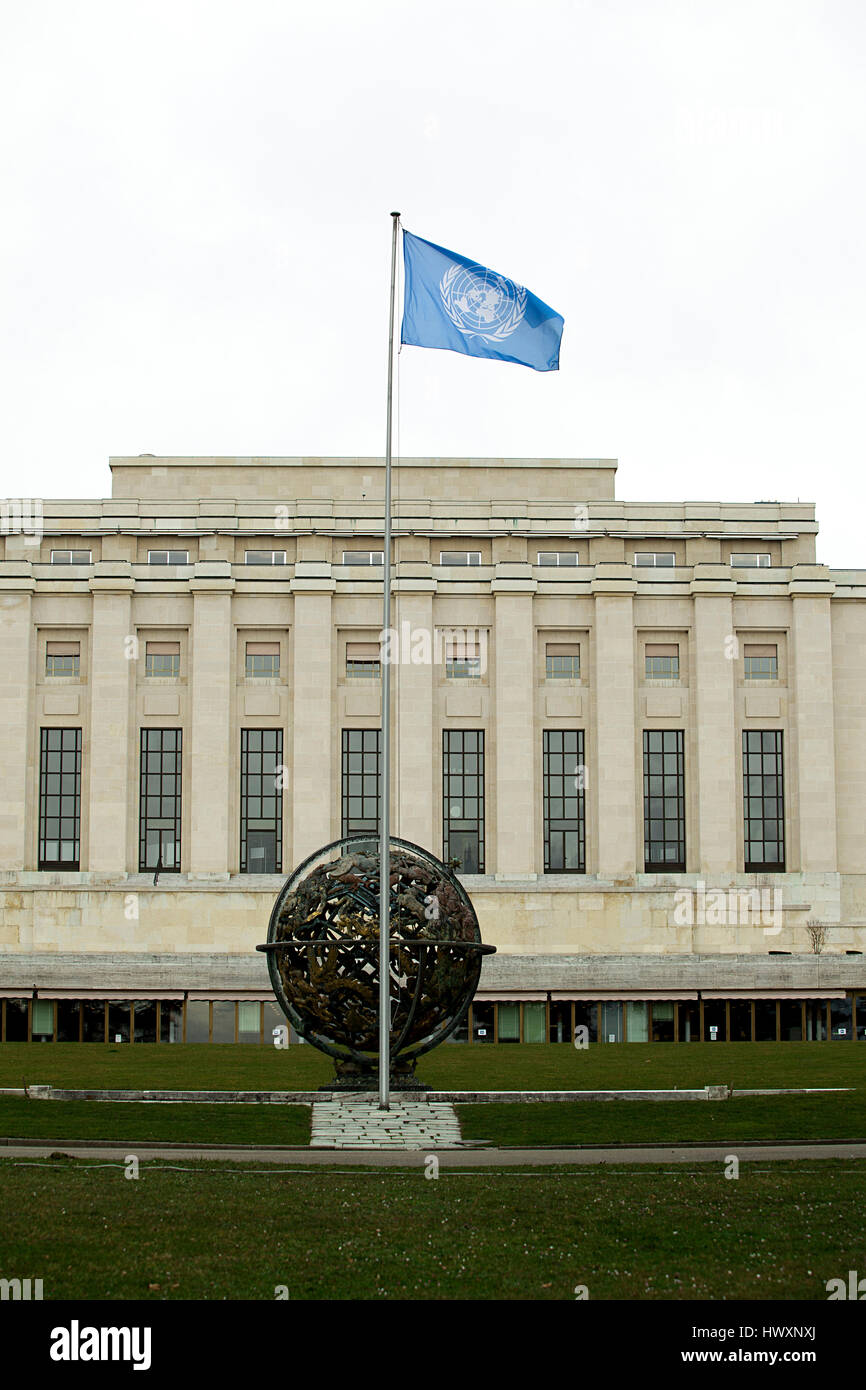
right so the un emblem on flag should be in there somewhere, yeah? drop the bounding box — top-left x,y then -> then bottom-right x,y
440,262 -> 528,342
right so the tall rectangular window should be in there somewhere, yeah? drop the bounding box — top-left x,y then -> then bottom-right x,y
240,729 -> 283,873
139,728 -> 182,872
341,729 -> 381,836
39,728 -> 82,869
743,729 -> 785,870
543,730 -> 585,872
443,729 -> 484,873
45,641 -> 80,677
643,729 -> 685,870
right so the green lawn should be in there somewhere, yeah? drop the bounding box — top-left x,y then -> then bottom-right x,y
0,1156 -> 861,1300
0,1096 -> 310,1146
1,1039 -> 863,1092
458,1092 -> 866,1147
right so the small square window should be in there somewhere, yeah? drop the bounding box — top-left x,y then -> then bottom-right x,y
645,644 -> 679,680
45,642 -> 80,677
346,642 -> 380,678
246,642 -> 280,678
744,644 -> 778,680
146,643 -> 180,677
546,643 -> 580,678
445,638 -> 481,677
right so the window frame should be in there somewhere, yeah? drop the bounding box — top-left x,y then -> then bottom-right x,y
543,729 -> 586,873
244,550 -> 287,565
438,551 -> 482,567
644,644 -> 680,680
643,728 -> 686,872
147,549 -> 190,565
138,728 -> 183,873
345,641 -> 381,680
49,549 -> 92,565
245,642 -> 280,678
38,727 -> 82,871
634,551 -> 676,568
145,643 -> 181,678
239,729 -> 283,874
537,551 -> 580,567
545,642 -> 580,680
744,644 -> 778,680
730,552 -> 772,568
45,642 -> 81,678
341,728 -> 381,838
742,729 -> 785,872
341,550 -> 384,566
443,729 -> 485,873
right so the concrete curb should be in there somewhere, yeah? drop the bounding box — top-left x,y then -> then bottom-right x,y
19,1084 -> 739,1104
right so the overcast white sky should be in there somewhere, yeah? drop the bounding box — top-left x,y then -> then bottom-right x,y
2,0 -> 864,562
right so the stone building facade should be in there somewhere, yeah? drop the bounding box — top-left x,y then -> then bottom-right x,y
1,455 -> 864,1045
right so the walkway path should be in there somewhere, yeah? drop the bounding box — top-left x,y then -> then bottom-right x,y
4,1139 -> 866,1166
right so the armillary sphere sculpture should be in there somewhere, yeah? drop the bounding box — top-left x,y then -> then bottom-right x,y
257,835 -> 495,1090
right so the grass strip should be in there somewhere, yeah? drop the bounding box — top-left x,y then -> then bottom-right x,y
456,1092 -> 866,1147
0,1156 -> 862,1300
1,1040 -> 863,1092
0,1097 -> 310,1147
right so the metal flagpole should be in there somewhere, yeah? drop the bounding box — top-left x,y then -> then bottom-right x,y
379,210 -> 400,1110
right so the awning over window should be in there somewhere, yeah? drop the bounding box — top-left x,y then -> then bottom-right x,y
702,989 -> 847,1000
36,989 -> 185,1000
186,990 -> 275,1001
550,989 -> 698,1001
0,990 -> 33,999
475,991 -> 548,1002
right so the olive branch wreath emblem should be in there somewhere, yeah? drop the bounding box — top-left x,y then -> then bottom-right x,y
439,262 -> 528,342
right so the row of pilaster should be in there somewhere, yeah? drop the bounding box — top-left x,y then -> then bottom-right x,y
0,575 -> 841,877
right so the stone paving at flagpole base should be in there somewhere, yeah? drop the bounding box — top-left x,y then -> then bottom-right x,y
310,1097 -> 465,1149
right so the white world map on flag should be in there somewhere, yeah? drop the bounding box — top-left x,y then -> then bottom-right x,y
439,262 -> 528,342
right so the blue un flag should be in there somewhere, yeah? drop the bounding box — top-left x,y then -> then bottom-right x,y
401,230 -> 564,373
